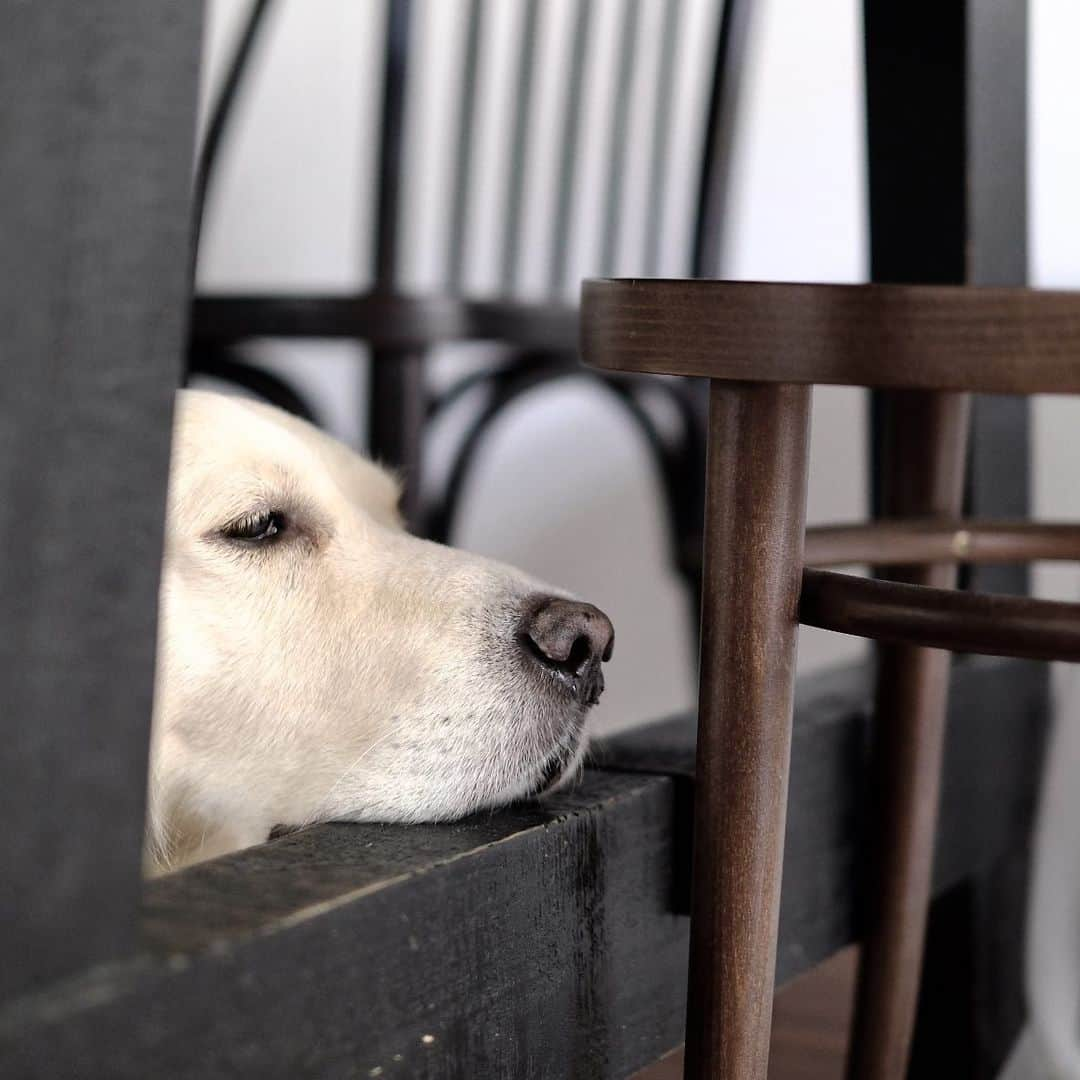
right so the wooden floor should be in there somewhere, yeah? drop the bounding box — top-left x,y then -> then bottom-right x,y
632,947 -> 858,1080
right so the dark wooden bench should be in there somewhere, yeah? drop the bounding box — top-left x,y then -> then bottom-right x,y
1,657 -> 1043,1077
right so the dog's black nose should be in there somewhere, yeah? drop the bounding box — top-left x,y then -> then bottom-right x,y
520,596 -> 614,705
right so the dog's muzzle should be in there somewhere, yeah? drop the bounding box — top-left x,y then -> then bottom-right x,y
519,596 -> 614,706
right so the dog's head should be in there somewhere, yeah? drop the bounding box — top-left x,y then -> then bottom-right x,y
148,390 -> 613,871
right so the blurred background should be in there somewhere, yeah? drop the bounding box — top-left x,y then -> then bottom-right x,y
194,0 -> 1080,735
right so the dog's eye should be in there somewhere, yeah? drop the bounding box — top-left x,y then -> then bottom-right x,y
223,510 -> 287,543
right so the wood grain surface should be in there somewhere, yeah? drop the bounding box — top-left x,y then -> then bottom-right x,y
582,279 -> 1080,395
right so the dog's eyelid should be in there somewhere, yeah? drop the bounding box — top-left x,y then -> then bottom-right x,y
220,508 -> 288,544
207,493 -> 331,550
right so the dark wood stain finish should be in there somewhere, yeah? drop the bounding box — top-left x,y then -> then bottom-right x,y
804,519 -> 1080,568
799,569 -> 1080,662
594,658 -> 1047,950
581,268 -> 1062,1078
846,391 -> 970,1080
582,279 -> 1080,394
684,384 -> 811,1079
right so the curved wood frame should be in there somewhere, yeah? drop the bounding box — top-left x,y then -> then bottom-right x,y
805,518 -> 1080,568
801,519 -> 1080,660
800,569 -> 1080,662
582,279 -> 1080,394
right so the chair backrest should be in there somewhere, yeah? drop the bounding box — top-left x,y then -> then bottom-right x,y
194,0 -> 750,305
189,0 -> 754,595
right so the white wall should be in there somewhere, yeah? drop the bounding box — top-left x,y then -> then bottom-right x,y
197,0 -> 1078,734
1031,0 -> 1080,606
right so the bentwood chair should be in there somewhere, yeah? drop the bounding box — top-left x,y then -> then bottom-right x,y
582,278 -> 1080,1080
188,0 -> 754,607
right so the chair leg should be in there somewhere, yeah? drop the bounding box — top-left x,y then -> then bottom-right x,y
684,381 -> 812,1080
846,390 -> 971,1080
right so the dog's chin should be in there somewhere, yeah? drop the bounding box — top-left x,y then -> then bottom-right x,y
269,701 -> 594,841
526,715 -> 589,799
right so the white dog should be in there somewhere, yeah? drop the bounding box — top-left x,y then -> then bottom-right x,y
146,390 -> 613,873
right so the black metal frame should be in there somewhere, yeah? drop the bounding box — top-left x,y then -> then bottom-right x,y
185,0 -> 752,601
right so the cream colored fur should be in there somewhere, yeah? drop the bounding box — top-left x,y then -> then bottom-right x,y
147,390 -> 593,873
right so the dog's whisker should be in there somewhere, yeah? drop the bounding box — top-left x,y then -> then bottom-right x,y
297,724 -> 402,829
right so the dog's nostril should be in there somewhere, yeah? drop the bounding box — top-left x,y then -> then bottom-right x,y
520,596 -> 615,679
564,634 -> 593,675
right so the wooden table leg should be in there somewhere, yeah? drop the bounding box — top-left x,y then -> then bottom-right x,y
684,381 -> 812,1080
846,390 -> 971,1080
